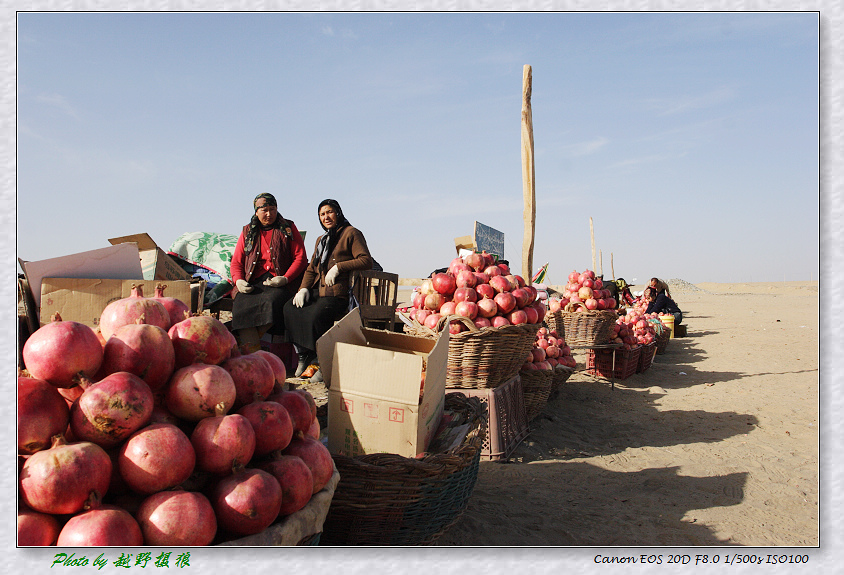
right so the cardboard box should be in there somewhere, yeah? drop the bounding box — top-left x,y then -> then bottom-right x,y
39,278 -> 205,329
108,233 -> 191,282
316,308 -> 449,458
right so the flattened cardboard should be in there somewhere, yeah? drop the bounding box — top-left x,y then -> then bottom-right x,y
39,278 -> 202,329
19,244 -> 144,309
108,233 -> 191,282
320,308 -> 449,458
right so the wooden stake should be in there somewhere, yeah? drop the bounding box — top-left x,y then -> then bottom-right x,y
521,65 -> 535,284
599,249 -> 603,277
590,217 -> 596,272
611,253 -> 615,281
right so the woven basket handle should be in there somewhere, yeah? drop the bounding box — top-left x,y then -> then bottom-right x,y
563,301 -> 587,313
435,313 -> 480,334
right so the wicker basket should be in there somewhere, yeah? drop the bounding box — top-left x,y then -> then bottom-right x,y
551,365 -> 575,391
552,302 -> 618,347
520,368 -> 553,422
404,315 -> 537,389
543,310 -> 566,339
320,393 -> 487,546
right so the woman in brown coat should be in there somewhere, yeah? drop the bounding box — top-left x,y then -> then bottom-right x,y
284,199 -> 373,381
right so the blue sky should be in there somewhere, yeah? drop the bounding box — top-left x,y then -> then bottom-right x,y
16,11 -> 819,285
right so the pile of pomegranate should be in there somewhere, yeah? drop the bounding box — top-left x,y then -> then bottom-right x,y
546,269 -> 617,312
608,308 -> 660,350
17,284 -> 333,547
522,327 -> 577,371
406,252 -> 546,333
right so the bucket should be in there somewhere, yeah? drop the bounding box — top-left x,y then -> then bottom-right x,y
660,315 -> 675,339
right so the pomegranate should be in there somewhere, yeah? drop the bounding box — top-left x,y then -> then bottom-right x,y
150,283 -> 191,327
69,371 -> 154,449
283,435 -> 334,495
221,353 -> 275,410
511,288 -> 531,309
431,272 -> 456,296
20,435 -> 112,515
17,505 -> 60,546
523,305 -> 539,324
453,287 -> 478,304
439,301 -> 457,316
211,466 -> 282,536
455,270 -> 477,289
484,265 -> 502,277
236,400 -> 294,456
494,292 -> 517,315
165,363 -> 237,422
252,349 -> 287,388
57,502 -> 143,546
18,376 -> 70,455
266,389 -> 314,435
578,286 -> 594,301
99,284 -> 170,341
191,414 -> 256,475
464,252 -> 485,271
491,316 -> 511,328
508,309 -> 528,325
449,320 -> 467,334
532,302 -> 547,323
168,314 -> 235,368
448,259 -> 470,276
307,416 -> 321,440
258,455 -> 313,516
424,312 -> 442,330
475,283 -> 496,299
99,323 -> 175,391
455,301 -> 478,320
415,309 -> 431,326
136,489 -> 217,546
423,292 -> 444,312
489,275 -> 511,293
473,317 -> 492,329
22,318 -> 103,388
118,423 -> 196,494
57,384 -> 86,407
477,298 -> 498,319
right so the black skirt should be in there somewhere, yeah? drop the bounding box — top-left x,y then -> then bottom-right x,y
283,292 -> 349,354
231,272 -> 295,336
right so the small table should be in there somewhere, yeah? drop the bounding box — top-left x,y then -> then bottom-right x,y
570,342 -> 624,389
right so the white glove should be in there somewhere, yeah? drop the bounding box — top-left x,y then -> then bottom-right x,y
325,265 -> 340,287
293,288 -> 310,308
236,279 -> 254,294
263,275 -> 288,288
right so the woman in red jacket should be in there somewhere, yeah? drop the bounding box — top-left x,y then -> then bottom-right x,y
229,193 -> 308,353
284,198 -> 374,381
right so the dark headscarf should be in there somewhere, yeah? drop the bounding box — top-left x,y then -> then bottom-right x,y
243,193 -> 292,254
313,198 -> 351,273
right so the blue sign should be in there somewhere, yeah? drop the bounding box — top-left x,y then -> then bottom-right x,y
474,221 -> 504,259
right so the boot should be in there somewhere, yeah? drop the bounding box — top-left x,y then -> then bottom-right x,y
295,349 -> 315,378
308,367 -> 323,384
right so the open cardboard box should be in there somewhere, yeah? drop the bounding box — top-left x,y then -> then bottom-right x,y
108,233 -> 192,282
316,308 -> 449,458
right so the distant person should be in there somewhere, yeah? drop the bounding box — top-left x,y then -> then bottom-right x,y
229,193 -> 308,353
284,199 -> 374,383
644,286 -> 682,325
649,277 -> 672,299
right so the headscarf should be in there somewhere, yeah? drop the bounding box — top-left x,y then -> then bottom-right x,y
243,193 -> 292,254
313,198 -> 351,273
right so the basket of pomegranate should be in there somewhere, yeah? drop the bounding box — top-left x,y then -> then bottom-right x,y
403,253 -> 543,389
530,326 -> 576,391
17,288 -> 336,547
544,269 -> 619,347
320,392 -> 486,546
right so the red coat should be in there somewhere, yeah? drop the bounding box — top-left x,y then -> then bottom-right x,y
230,220 -> 308,287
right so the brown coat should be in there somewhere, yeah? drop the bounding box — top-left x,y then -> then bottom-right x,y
300,226 -> 373,298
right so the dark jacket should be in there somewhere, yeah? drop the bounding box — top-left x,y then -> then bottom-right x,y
646,293 -> 681,316
300,226 -> 373,298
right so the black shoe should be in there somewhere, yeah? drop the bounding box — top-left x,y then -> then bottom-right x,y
295,350 -> 315,377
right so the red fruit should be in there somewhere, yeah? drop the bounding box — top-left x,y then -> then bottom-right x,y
22,319 -> 103,388
99,323 -> 175,391
307,417 -> 321,440
493,292 -> 517,314
191,414 -> 256,475
168,315 -> 235,368
473,317 -> 492,329
464,252 -> 485,271
70,371 -> 154,449
252,350 -> 288,388
211,467 -> 282,536
237,401 -> 294,456
267,389 -> 315,435
57,503 -> 143,546
455,269 -> 477,289
484,265 -> 502,277
17,505 -> 61,546
283,436 -> 334,495
476,283 -> 496,299
118,423 -> 196,494
473,272 -> 489,285
18,376 -> 70,455
523,305 -> 539,324
424,312 -> 442,330
99,284 -> 170,341
489,275 -> 511,294
150,284 -> 191,327
491,315 -> 511,328
508,310 -> 528,325
439,301 -> 457,316
20,435 -> 112,515
431,272 -> 456,296
221,353 -> 275,410
511,288 -> 531,309
453,286 -> 478,304
136,489 -> 217,546
477,298 -> 498,319
165,363 -> 237,422
258,455 -> 314,516
455,301 -> 479,320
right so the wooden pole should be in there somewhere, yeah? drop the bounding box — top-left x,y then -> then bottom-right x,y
590,217 -> 596,272
611,253 -> 615,281
599,249 -> 603,277
521,65 -> 535,284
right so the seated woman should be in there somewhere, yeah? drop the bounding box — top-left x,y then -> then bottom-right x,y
644,286 -> 683,325
229,193 -> 308,353
284,199 -> 374,382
